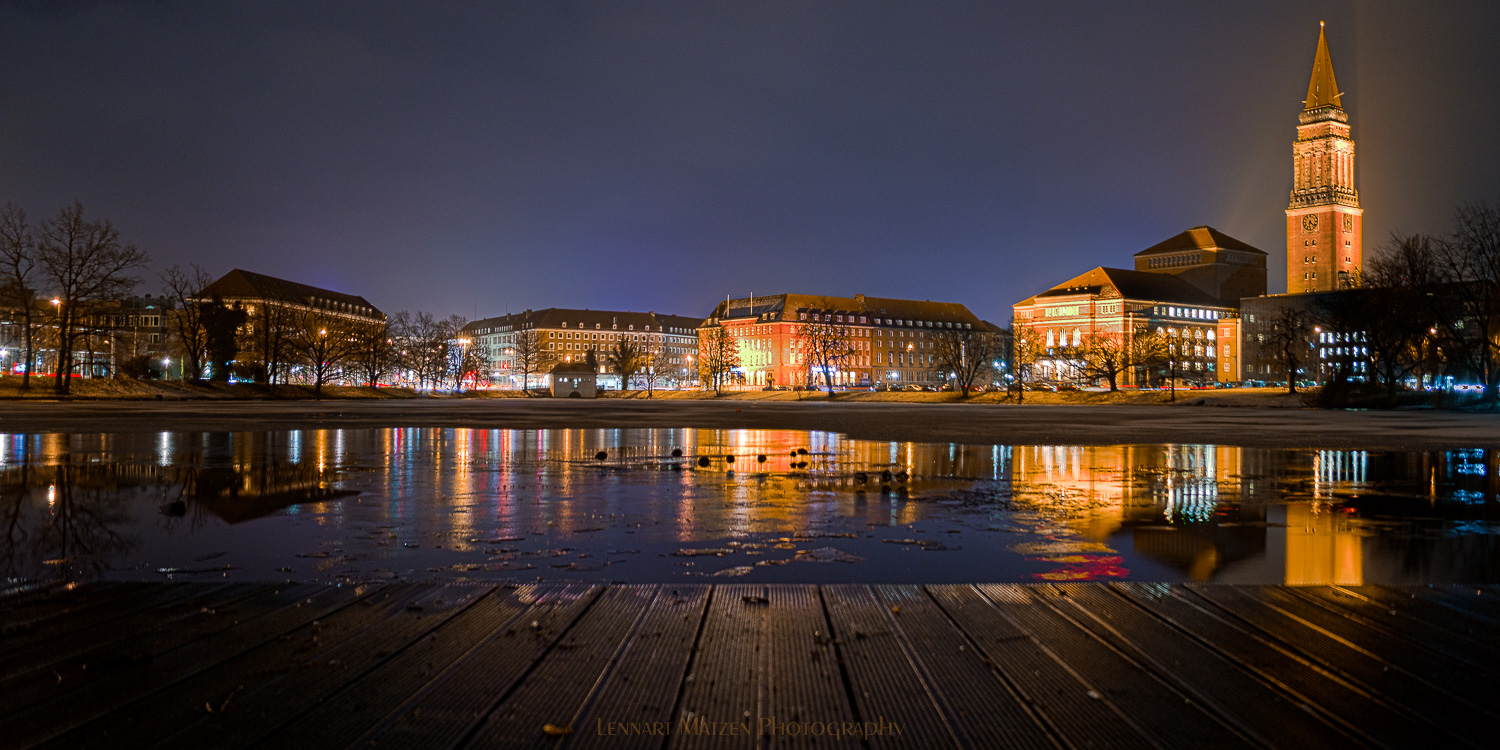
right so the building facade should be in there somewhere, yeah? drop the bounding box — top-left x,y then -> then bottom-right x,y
698,293 -> 990,389
1286,23 -> 1362,294
1012,227 -> 1264,386
462,308 -> 700,390
199,269 -> 385,383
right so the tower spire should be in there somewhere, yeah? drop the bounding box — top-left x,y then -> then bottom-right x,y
1303,22 -> 1342,111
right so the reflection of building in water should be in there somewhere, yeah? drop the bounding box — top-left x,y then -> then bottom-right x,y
1009,444 -> 1376,583
1269,503 -> 1363,585
1313,450 -> 1367,498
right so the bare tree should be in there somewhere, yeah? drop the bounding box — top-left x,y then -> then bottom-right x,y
160,264 -> 215,380
1129,330 -> 1171,389
350,317 -> 398,387
452,330 -> 488,389
288,311 -> 362,396
37,203 -> 149,394
510,326 -> 547,394
1433,202 -> 1500,402
637,337 -> 664,397
604,338 -> 644,391
1078,333 -> 1129,392
932,326 -> 998,398
1264,305 -> 1315,394
698,324 -> 740,395
796,316 -> 854,396
247,300 -> 297,387
199,294 -> 245,382
1362,235 -> 1445,400
1009,328 -> 1045,404
0,203 -> 38,388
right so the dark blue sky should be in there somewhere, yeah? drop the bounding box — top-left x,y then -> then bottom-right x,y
3,1 -> 1498,324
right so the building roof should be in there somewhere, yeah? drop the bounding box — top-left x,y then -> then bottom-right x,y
1021,267 -> 1226,308
462,308 -> 702,336
707,293 -> 983,328
549,361 -> 597,375
201,269 -> 382,317
1132,226 -> 1266,257
1304,22 -> 1342,111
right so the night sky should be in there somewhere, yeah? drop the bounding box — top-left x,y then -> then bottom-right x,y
3,1 -> 1498,324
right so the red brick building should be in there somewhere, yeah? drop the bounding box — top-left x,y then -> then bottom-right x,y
699,293 -> 988,388
1285,22 -> 1362,293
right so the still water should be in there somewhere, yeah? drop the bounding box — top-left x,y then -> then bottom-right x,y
2,429 -> 1496,585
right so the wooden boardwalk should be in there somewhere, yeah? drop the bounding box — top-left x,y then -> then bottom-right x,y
2,582 -> 1497,749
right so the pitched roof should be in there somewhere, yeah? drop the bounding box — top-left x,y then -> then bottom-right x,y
1028,267 -> 1225,308
201,269 -> 382,316
462,308 -> 703,335
709,293 -> 983,328
1304,22 -> 1342,111
1133,226 -> 1266,257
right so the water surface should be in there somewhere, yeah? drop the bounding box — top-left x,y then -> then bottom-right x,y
2,429 -> 1495,585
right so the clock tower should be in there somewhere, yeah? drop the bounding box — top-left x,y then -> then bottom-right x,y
1286,22 -> 1362,293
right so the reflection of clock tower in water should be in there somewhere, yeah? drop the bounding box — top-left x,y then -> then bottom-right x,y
1286,22 -> 1361,294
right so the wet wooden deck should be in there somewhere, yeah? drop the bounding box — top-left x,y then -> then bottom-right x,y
2,582 -> 1497,749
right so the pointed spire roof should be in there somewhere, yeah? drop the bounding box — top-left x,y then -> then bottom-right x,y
1303,22 -> 1342,110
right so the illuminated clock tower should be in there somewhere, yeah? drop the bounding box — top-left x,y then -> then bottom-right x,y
1286,22 -> 1362,294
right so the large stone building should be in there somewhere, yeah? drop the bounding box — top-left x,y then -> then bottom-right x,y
199,269 -> 385,382
1012,227 -> 1262,386
698,293 -> 991,389
1285,22 -> 1362,294
462,308 -> 700,390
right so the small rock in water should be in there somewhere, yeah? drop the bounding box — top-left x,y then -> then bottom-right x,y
696,456 -> 711,467
595,450 -> 608,461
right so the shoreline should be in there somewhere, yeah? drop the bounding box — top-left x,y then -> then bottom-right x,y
2,398 -> 1496,450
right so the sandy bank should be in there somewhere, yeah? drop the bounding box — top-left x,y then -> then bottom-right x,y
1,398 -> 1495,450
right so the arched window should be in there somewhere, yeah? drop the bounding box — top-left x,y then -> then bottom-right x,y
1071,328 -> 1081,347
1045,330 -> 1055,347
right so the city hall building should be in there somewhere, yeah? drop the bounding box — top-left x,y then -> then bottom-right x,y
1011,226 -> 1266,385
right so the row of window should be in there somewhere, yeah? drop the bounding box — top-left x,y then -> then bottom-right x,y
1145,252 -> 1203,269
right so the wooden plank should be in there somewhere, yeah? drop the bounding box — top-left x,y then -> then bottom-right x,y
0,581 -> 169,644
19,583 -> 381,749
347,583 -> 603,749
669,583 -> 765,750
465,585 -> 662,748
1295,585 -> 1500,673
761,584 -> 860,748
926,584 -> 1156,750
1112,583 -> 1436,748
0,579 -> 73,604
0,583 -> 286,714
874,585 -> 1058,749
820,585 -> 959,748
979,584 -> 1254,750
1260,585 -> 1500,699
252,585 -> 541,748
570,585 -> 711,750
1185,585 -> 1491,747
1333,585 -> 1500,649
154,584 -> 493,750
1041,583 -> 1358,749
0,583 -> 258,683
1384,584 -> 1500,626
0,581 -> 135,627
671,584 -> 857,749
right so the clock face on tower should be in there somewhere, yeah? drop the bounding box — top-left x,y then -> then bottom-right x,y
1343,214 -> 1353,232
1302,215 -> 1320,232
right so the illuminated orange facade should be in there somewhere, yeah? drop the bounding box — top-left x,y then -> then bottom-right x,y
1286,23 -> 1362,293
700,294 -> 988,388
1011,227 -> 1262,386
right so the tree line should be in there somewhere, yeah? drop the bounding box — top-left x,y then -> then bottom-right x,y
1,200 -> 494,394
